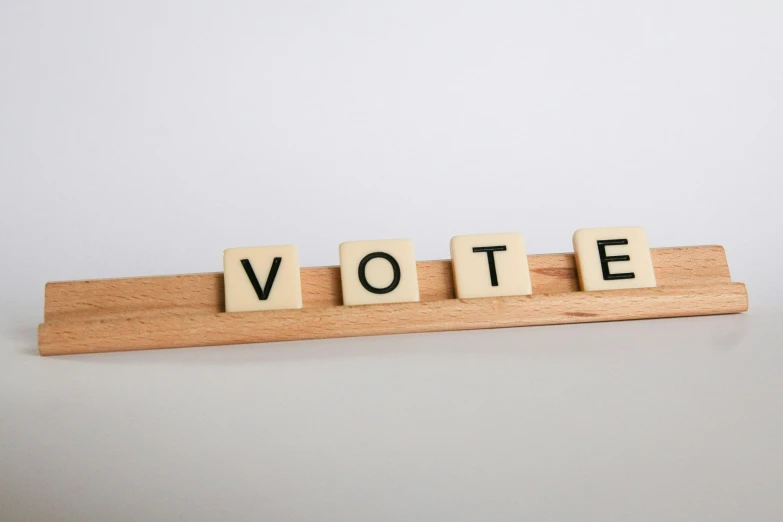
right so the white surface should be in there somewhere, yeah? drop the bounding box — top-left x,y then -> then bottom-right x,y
1,1 -> 781,520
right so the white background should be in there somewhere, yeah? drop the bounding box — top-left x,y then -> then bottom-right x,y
1,1 -> 782,520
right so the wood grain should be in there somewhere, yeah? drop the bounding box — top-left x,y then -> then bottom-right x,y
38,245 -> 747,356
38,283 -> 748,355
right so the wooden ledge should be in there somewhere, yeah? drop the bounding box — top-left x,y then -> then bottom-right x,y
38,246 -> 747,355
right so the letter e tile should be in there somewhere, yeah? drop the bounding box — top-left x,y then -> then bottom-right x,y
572,227 -> 656,291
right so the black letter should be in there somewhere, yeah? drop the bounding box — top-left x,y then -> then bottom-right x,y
241,257 -> 282,300
472,246 -> 507,286
596,239 -> 635,280
358,252 -> 401,294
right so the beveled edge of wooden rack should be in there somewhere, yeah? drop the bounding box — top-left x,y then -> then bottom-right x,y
38,245 -> 748,356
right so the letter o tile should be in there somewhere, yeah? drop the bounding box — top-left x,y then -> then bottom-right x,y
339,239 -> 420,306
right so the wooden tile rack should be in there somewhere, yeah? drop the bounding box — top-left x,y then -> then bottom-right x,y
38,246 -> 748,356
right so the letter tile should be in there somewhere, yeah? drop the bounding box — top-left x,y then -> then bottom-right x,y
223,245 -> 302,312
572,227 -> 656,291
450,233 -> 533,299
339,239 -> 419,306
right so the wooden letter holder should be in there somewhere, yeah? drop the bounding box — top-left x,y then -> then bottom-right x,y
38,246 -> 748,356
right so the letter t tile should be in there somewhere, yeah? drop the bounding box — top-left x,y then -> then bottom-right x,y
450,233 -> 533,299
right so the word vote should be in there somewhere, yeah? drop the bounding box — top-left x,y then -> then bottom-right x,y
223,227 -> 657,312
